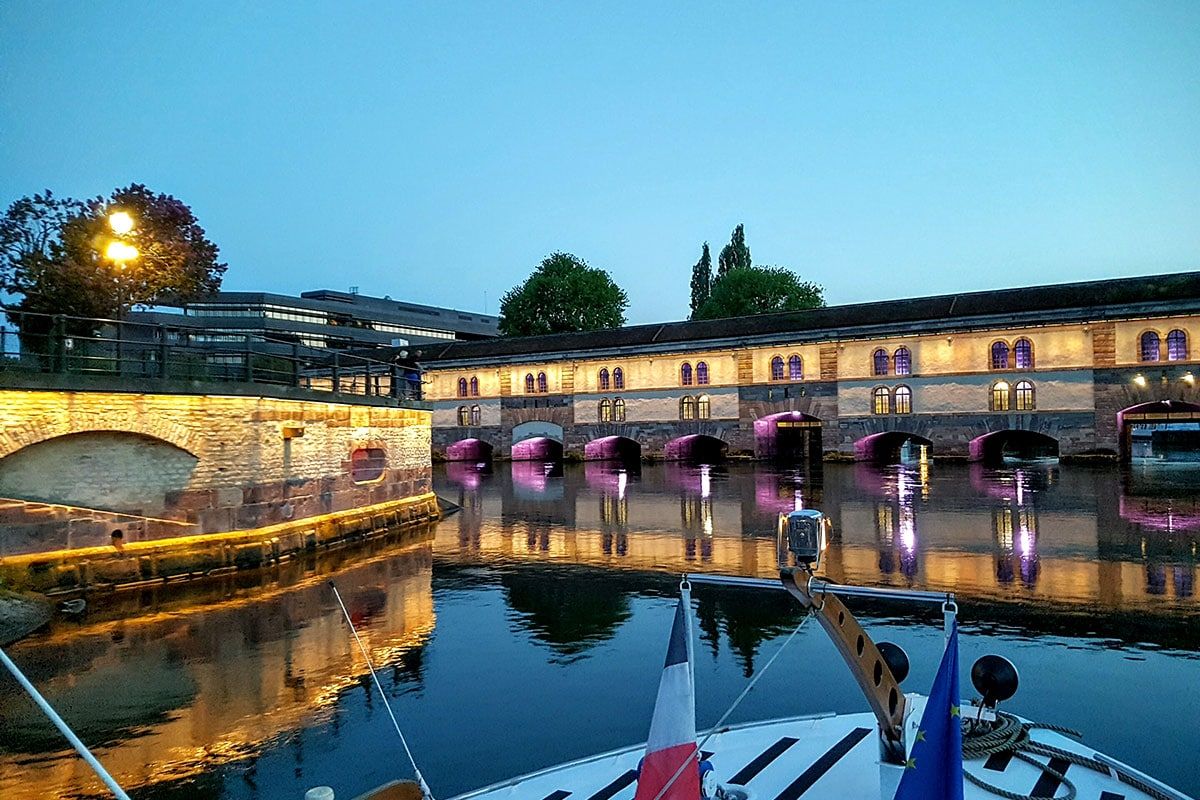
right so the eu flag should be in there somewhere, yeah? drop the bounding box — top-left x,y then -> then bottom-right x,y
893,622 -> 963,800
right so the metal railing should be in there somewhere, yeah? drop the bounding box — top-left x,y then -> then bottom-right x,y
0,308 -> 424,403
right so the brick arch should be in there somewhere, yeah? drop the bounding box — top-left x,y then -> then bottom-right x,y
0,413 -> 200,461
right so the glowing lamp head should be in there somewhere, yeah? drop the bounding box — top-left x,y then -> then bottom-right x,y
104,240 -> 139,263
1184,373 -> 1196,386
108,210 -> 134,235
1133,374 -> 1147,388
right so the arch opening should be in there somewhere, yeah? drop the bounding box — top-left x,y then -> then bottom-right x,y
1118,400 -> 1200,462
584,436 -> 642,462
664,434 -> 727,463
753,411 -> 822,463
854,432 -> 933,464
511,436 -> 564,462
969,430 -> 1059,464
445,438 -> 494,462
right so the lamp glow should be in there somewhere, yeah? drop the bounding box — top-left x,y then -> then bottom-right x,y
104,241 -> 139,263
1133,374 -> 1147,388
108,211 -> 134,235
1184,373 -> 1195,386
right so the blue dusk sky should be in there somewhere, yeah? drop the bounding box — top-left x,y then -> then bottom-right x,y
1,2 -> 1198,324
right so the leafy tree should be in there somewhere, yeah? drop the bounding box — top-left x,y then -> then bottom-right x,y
693,265 -> 824,320
499,252 -> 628,336
689,242 -> 712,319
717,223 -> 751,278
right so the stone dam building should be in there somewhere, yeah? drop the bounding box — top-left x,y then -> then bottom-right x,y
420,271 -> 1200,464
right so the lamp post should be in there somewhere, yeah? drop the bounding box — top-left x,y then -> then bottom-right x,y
104,211 -> 138,373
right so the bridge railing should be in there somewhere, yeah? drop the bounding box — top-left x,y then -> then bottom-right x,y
0,309 -> 424,403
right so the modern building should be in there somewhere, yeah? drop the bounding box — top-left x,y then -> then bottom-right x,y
420,271 -> 1200,463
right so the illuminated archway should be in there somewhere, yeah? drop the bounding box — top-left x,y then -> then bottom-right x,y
854,431 -> 932,463
445,438 -> 494,462
1117,400 -> 1200,462
584,436 -> 642,461
968,430 -> 1059,463
664,434 -> 727,462
753,411 -> 822,462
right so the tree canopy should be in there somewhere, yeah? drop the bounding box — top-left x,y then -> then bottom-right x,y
0,184 -> 226,324
499,252 -> 628,337
693,265 -> 824,320
689,242 -> 712,319
717,223 -> 751,278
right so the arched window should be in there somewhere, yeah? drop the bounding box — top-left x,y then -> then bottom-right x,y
991,341 -> 1010,370
872,386 -> 891,415
990,381 -> 1011,412
788,354 -> 803,380
457,377 -> 468,398
1014,380 -> 1035,411
613,367 -> 625,389
696,361 -> 709,385
537,371 -> 548,393
1167,329 -> 1188,361
457,406 -> 470,426
599,398 -> 612,422
613,398 -> 625,422
680,396 -> 696,420
1014,338 -> 1034,369
681,362 -> 693,386
893,385 -> 912,414
697,394 -> 711,419
893,347 -> 911,377
469,376 -> 479,397
873,349 -> 890,377
599,368 -> 610,390
770,356 -> 785,381
524,373 -> 535,393
470,405 -> 482,425
1140,331 -> 1160,362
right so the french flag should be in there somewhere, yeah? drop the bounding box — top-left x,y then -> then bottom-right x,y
634,594 -> 700,800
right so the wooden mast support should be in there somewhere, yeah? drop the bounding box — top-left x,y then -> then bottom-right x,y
780,568 -> 908,757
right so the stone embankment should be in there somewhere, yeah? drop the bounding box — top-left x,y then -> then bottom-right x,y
0,589 -> 51,645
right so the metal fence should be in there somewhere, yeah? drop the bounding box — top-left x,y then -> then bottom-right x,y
0,309 -> 424,403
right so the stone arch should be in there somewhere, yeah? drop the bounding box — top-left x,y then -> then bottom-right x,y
445,438 -> 495,462
0,412 -> 200,461
584,436 -> 642,461
511,437 -> 564,461
969,430 -> 1059,463
664,433 -> 727,462
1117,399 -> 1200,461
753,410 -> 822,462
855,431 -> 933,463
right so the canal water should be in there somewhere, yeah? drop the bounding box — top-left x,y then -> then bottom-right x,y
0,461 -> 1197,799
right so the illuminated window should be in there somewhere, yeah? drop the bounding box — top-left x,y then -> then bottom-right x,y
1014,338 -> 1034,369
697,394 -> 711,419
1167,329 -> 1188,361
681,362 -> 693,386
681,396 -> 696,420
613,398 -> 625,422
696,361 -> 710,385
599,368 -> 610,390
991,341 -> 1010,370
1140,331 -> 1161,362
457,377 -> 468,398
788,355 -> 803,380
872,386 -> 891,415
893,385 -> 912,414
350,448 -> 386,483
524,373 -> 535,393
599,398 -> 612,422
873,349 -> 889,376
771,356 -> 785,381
537,372 -> 548,393
469,376 -> 479,397
893,347 -> 911,377
990,381 -> 1011,411
1014,380 -> 1035,411
613,367 -> 625,389
457,406 -> 470,426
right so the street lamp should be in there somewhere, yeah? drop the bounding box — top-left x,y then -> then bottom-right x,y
108,210 -> 134,235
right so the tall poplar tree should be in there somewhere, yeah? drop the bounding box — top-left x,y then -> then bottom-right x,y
717,223 -> 751,278
689,242 -> 712,319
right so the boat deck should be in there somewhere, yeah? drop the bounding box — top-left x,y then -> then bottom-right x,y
452,707 -> 1187,800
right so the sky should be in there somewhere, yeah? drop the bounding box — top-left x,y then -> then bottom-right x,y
1,2 -> 1198,325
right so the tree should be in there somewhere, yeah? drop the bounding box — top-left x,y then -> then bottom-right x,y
499,252 -> 628,337
693,265 -> 824,320
717,223 -> 751,278
0,184 -> 226,325
689,242 -> 712,319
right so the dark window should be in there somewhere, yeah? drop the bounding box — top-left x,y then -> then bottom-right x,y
990,381 -> 1011,412
770,356 -> 785,381
873,349 -> 890,376
1014,338 -> 1033,369
894,385 -> 912,414
599,368 -> 610,390
613,367 -> 625,389
991,341 -> 1010,370
457,406 -> 470,426
599,398 -> 612,422
1167,329 -> 1188,361
681,362 -> 693,386
469,376 -> 479,397
696,361 -> 709,385
681,396 -> 696,420
697,394 -> 711,419
613,398 -> 625,422
457,378 -> 468,398
525,373 -> 535,393
537,372 -> 548,393
1141,331 -> 1161,362
1014,380 -> 1035,411
893,347 -> 911,377
872,386 -> 890,415
350,447 -> 387,483
788,354 -> 803,380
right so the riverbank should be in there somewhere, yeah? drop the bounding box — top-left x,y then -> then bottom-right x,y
0,589 -> 51,645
